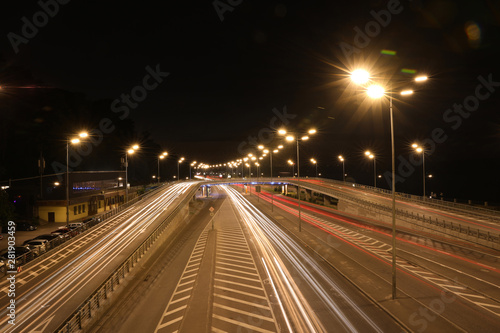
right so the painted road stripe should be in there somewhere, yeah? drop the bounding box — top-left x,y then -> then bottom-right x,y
215,286 -> 268,299
214,293 -> 272,310
213,314 -> 275,333
215,271 -> 262,283
214,303 -> 274,322
214,278 -> 264,291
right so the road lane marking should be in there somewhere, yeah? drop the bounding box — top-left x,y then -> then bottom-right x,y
214,303 -> 275,322
153,225 -> 210,333
212,314 -> 275,333
214,278 -> 265,290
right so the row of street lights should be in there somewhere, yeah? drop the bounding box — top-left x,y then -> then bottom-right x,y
337,146 -> 430,193
168,66 -> 429,302
223,128 -> 317,230
64,134 -> 158,217
64,136 -> 202,227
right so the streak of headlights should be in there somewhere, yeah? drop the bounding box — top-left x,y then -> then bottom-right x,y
0,182 -> 195,332
223,186 -> 384,333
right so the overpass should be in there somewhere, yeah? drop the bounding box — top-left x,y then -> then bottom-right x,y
200,177 -> 500,249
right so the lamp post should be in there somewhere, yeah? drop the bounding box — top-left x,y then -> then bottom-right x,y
177,157 -> 185,181
248,154 -> 257,178
310,158 -> 318,177
288,160 -> 295,177
350,68 -> 428,300
412,143 -> 426,199
66,132 -> 88,225
190,161 -> 197,179
125,144 -> 139,203
280,128 -> 316,232
259,145 -> 281,212
364,151 -> 376,188
338,155 -> 345,182
158,152 -> 168,183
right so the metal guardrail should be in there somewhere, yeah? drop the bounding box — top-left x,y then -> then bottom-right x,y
290,182 -> 500,247
0,184 -> 169,277
309,177 -> 500,220
221,177 -> 500,247
350,195 -> 500,245
209,177 -> 500,221
56,185 -> 199,332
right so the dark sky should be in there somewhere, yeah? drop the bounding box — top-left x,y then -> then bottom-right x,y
1,0 -> 500,202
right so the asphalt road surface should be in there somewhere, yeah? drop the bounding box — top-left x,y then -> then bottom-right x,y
90,186 -> 404,332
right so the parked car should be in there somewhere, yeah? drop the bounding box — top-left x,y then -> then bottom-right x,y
15,221 -> 37,231
23,239 -> 48,254
0,245 -> 39,264
51,228 -> 75,239
68,222 -> 84,229
33,234 -> 62,248
21,244 -> 40,257
35,233 -> 62,241
1,246 -> 31,259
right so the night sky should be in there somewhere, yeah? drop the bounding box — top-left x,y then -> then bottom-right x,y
1,0 -> 500,203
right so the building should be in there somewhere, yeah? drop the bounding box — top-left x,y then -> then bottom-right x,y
2,171 -> 131,224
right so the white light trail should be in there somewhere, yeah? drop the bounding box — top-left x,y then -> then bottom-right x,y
222,185 -> 384,333
0,182 -> 196,332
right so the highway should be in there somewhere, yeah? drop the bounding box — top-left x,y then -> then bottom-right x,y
0,182 -> 197,333
90,185 -> 403,332
2,179 -> 498,332
296,178 -> 500,235
248,187 -> 500,332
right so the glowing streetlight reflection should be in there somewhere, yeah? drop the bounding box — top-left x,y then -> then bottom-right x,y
367,85 -> 385,98
351,69 -> 370,85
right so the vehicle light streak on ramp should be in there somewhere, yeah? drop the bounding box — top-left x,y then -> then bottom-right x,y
0,182 -> 195,333
223,186 -> 384,333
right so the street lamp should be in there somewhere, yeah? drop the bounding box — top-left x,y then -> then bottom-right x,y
350,68 -> 428,300
66,132 -> 88,225
242,157 -> 249,178
412,143 -> 426,199
177,157 -> 185,181
364,150 -> 376,188
190,161 -> 197,179
338,155 -> 345,182
125,144 -> 140,203
158,152 -> 168,184
310,158 -> 318,177
259,145 -> 281,211
287,159 -> 295,177
280,128 -> 316,232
